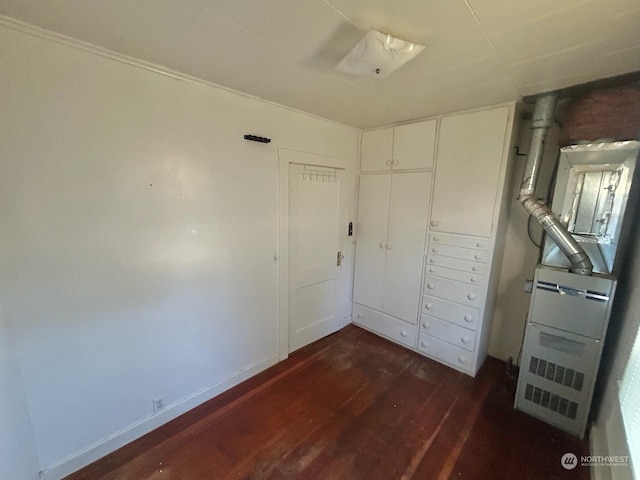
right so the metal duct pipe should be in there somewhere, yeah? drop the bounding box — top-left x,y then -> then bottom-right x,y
519,94 -> 593,275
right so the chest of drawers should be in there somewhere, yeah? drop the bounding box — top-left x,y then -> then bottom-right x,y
417,232 -> 494,375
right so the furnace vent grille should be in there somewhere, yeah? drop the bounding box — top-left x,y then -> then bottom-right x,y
539,331 -> 586,356
524,383 -> 579,420
529,355 -> 585,391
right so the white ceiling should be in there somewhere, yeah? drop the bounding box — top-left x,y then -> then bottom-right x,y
1,0 -> 638,128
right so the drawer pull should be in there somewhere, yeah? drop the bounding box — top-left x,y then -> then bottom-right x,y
379,243 -> 385,249
472,266 -> 478,272
467,293 -> 476,300
427,283 -> 435,290
464,314 -> 473,322
431,220 -> 439,227
421,341 -> 428,348
423,322 -> 430,329
429,258 -> 436,264
400,330 -> 408,337
357,313 -> 363,319
458,356 -> 467,364
385,160 -> 392,166
433,236 -> 440,242
429,268 -> 435,273
431,247 -> 439,253
474,254 -> 482,260
476,242 -> 483,248
424,303 -> 432,310
470,277 -> 477,283
461,336 -> 470,344
386,244 -> 393,250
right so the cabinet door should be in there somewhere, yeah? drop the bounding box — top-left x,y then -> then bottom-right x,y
430,106 -> 509,236
361,128 -> 393,172
392,119 -> 437,170
353,174 -> 391,310
382,172 -> 432,323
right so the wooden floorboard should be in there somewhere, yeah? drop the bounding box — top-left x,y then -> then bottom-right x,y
66,325 -> 589,480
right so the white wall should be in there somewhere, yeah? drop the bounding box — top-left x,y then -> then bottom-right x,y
0,306 -> 40,480
0,22 -> 358,478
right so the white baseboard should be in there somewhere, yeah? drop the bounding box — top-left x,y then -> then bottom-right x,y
40,353 -> 280,480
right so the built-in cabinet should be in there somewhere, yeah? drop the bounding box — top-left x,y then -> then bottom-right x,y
430,107 -> 510,237
420,232 -> 491,374
360,119 -> 437,172
353,172 -> 432,323
353,104 -> 515,376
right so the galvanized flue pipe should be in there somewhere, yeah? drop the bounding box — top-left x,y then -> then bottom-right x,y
519,94 -> 593,275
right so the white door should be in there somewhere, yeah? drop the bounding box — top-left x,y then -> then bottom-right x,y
288,164 -> 344,353
382,172 -> 432,323
392,120 -> 437,171
352,174 -> 391,311
360,128 -> 393,172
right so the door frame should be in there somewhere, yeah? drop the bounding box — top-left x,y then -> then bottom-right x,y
277,148 -> 356,361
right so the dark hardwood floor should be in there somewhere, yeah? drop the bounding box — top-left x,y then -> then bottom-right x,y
66,325 -> 589,480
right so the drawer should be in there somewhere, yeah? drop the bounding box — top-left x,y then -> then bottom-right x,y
427,244 -> 488,263
417,334 -> 473,374
426,254 -> 487,275
419,315 -> 476,351
353,303 -> 416,348
421,295 -> 479,330
429,233 -> 489,250
423,275 -> 484,308
424,263 -> 486,286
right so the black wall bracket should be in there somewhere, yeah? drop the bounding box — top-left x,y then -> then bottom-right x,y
244,134 -> 271,144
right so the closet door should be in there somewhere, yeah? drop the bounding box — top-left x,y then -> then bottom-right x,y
392,119 -> 437,170
382,172 -> 432,324
430,106 -> 509,236
353,174 -> 391,310
361,128 -> 393,172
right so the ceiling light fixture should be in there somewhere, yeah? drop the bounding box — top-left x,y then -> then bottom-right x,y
336,29 -> 425,79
